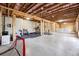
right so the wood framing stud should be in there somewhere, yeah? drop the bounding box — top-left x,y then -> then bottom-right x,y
0,7 -> 2,36
75,14 -> 79,37
12,15 -> 16,41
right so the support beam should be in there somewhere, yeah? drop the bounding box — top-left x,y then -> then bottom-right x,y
53,22 -> 56,32
42,20 -> 45,34
0,8 -> 2,36
45,22 -> 48,32
50,22 -> 55,32
48,22 -> 50,33
22,19 -> 24,35
40,20 -> 44,35
51,23 -> 54,32
40,20 -> 43,35
76,14 -> 79,37
49,23 -> 51,32
48,22 -> 52,33
44,22 -> 46,33
12,15 -> 16,41
50,23 -> 52,32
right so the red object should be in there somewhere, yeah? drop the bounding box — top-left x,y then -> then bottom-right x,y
16,35 -> 26,56
21,38 -> 26,56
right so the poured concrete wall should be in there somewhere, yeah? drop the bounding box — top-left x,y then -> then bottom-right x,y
22,20 -> 36,33
5,16 -> 12,35
4,16 -> 38,35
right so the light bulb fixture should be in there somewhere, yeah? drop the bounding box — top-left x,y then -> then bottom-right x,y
26,18 -> 30,20
52,15 -> 54,18
57,20 -> 64,22
63,23 -> 67,24
56,19 -> 69,23
40,7 -> 44,10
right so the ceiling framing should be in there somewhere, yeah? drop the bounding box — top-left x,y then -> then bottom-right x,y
0,3 -> 79,23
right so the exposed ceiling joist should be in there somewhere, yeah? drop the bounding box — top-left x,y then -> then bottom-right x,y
27,3 -> 44,14
20,3 -> 31,12
0,3 -> 79,23
53,4 -> 79,14
31,3 -> 50,14
32,3 -> 56,15
37,3 -> 63,15
48,3 -> 70,13
0,5 -> 54,23
24,3 -> 37,13
19,3 -> 26,11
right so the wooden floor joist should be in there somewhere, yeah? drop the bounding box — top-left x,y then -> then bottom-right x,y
0,5 -> 54,24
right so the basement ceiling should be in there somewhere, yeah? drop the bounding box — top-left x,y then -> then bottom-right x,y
0,3 -> 79,23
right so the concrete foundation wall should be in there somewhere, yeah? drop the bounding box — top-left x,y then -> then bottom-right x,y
4,16 -> 38,35
5,16 -> 12,35
22,20 -> 36,33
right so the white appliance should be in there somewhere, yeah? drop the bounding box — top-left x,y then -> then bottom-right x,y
2,35 -> 10,45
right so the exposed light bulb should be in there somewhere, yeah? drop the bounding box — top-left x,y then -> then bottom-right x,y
26,18 -> 30,20
52,15 -> 54,18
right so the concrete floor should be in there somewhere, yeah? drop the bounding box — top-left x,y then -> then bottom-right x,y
0,32 -> 79,56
